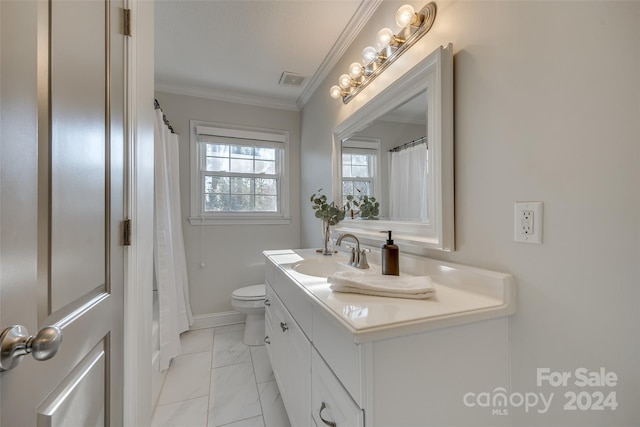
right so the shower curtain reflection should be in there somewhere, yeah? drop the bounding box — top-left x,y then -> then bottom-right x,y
388,143 -> 429,222
154,102 -> 193,371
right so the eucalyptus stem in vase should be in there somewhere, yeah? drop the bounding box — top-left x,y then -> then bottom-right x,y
310,189 -> 346,255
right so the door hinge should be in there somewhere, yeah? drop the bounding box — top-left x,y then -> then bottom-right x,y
123,219 -> 132,246
123,8 -> 132,37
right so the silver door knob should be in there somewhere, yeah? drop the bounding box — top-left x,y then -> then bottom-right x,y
0,324 -> 63,371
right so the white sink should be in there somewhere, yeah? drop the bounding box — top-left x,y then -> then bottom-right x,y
292,257 -> 376,278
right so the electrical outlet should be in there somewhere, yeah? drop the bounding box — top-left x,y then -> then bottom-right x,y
514,202 -> 543,244
521,210 -> 534,234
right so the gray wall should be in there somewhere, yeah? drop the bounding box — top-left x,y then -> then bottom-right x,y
301,1 -> 639,425
154,91 -> 301,316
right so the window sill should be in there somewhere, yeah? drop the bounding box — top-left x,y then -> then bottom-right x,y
188,216 -> 292,226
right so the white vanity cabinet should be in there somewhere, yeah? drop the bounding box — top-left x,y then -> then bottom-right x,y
265,278 -> 363,427
264,249 -> 516,427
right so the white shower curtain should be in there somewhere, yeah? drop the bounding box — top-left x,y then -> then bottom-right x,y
389,144 -> 429,221
154,107 -> 193,370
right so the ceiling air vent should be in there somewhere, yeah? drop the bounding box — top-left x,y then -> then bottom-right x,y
279,72 -> 306,87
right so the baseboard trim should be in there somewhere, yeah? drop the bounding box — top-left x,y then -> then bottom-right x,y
191,311 -> 246,330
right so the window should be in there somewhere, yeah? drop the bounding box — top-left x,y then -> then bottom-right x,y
203,142 -> 278,212
341,139 -> 379,207
190,122 -> 290,225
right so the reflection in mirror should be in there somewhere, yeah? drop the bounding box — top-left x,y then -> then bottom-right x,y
342,90 -> 428,222
341,138 -> 379,215
333,43 -> 454,252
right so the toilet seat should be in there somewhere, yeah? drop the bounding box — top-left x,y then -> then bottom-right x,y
232,284 -> 265,301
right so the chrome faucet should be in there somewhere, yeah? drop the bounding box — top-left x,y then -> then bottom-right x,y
335,233 -> 369,269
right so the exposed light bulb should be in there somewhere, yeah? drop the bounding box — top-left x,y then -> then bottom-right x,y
376,28 -> 394,49
348,62 -> 364,79
395,4 -> 416,27
327,2 -> 438,102
338,74 -> 352,90
329,85 -> 343,99
362,46 -> 378,64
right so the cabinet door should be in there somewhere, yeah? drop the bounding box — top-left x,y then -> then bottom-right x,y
266,284 -> 311,427
282,314 -> 311,427
312,349 -> 364,427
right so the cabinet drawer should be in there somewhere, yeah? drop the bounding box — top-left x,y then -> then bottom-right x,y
312,348 -> 363,427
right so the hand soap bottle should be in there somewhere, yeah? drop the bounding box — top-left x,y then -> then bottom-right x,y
380,231 -> 399,276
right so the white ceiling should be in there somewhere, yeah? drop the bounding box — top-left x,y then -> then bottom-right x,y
155,0 -> 381,110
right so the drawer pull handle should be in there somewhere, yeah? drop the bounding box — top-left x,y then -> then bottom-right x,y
264,336 -> 270,344
319,402 -> 337,427
264,299 -> 271,306
280,322 -> 288,332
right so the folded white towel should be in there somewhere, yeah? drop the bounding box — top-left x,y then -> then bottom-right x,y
328,271 -> 435,300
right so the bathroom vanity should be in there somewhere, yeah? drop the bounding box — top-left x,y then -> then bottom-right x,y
263,249 -> 515,427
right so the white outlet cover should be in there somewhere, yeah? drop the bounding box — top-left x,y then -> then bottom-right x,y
514,202 -> 543,244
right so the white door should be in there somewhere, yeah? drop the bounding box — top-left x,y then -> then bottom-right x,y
0,0 -> 127,425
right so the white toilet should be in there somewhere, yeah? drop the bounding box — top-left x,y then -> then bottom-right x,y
231,284 -> 266,346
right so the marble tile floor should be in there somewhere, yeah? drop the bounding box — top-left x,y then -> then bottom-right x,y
152,324 -> 291,427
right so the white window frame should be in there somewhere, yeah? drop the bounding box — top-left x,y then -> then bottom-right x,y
341,138 -> 381,205
189,120 -> 291,225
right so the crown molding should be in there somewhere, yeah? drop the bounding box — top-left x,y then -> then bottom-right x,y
155,82 -> 300,111
296,0 -> 383,110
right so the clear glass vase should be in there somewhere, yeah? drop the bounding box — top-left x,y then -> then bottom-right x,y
321,219 -> 333,255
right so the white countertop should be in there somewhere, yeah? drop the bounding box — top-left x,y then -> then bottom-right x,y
264,249 -> 516,343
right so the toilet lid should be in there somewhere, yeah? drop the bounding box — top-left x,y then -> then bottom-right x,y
232,284 -> 265,301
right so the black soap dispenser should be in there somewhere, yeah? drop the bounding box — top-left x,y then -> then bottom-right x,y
380,231 -> 399,276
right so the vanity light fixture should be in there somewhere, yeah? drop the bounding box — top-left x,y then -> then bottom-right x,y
330,2 -> 437,104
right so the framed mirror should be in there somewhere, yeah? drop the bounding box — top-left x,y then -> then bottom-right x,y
332,43 -> 454,251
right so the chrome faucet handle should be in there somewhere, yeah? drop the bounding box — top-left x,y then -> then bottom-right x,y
357,249 -> 370,269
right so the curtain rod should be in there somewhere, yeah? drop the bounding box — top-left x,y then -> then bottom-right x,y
154,98 -> 175,134
389,135 -> 427,152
